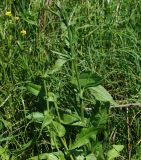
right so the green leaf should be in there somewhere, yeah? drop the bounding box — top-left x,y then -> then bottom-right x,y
62,113 -> 80,124
48,92 -> 57,102
52,121 -> 66,137
49,151 -> 65,160
21,140 -> 32,150
95,109 -> 108,126
21,15 -> 37,26
92,142 -> 104,159
107,145 -> 124,160
0,146 -> 9,160
42,111 -> 53,129
76,155 -> 85,160
71,71 -> 101,88
27,153 -> 48,160
0,146 -> 5,155
62,114 -> 89,127
47,154 -> 58,160
70,127 -> 97,150
86,153 -> 97,160
71,119 -> 89,127
1,118 -> 12,128
39,111 -> 53,137
26,112 -> 44,123
49,58 -> 67,74
0,135 -> 17,143
50,131 -> 62,148
26,83 -> 41,96
27,151 -> 65,160
89,85 -> 117,105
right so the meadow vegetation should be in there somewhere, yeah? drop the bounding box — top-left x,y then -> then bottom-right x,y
0,0 -> 141,159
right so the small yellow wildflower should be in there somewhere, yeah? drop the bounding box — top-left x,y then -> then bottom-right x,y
21,29 -> 26,36
15,16 -> 20,21
5,11 -> 12,17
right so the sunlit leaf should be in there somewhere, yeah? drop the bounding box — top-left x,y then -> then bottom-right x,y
27,153 -> 48,160
26,83 -> 41,96
52,121 -> 66,137
69,127 -> 97,150
107,145 -> 124,160
49,58 -> 67,74
27,151 -> 65,160
42,111 -> 53,128
62,114 -> 89,127
62,113 -> 80,124
49,151 -> 65,160
89,85 -> 117,105
0,146 -> 6,155
0,146 -> 9,160
86,153 -> 97,160
48,92 -> 57,102
76,155 -> 85,160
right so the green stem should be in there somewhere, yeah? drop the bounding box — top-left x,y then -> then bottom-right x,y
80,90 -> 84,122
54,102 -> 61,122
68,26 -> 84,122
60,137 -> 74,160
43,80 -> 49,111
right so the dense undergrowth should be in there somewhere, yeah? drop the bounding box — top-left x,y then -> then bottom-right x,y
0,0 -> 141,159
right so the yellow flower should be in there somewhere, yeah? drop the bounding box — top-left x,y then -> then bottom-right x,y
15,16 -> 20,21
21,29 -> 26,36
5,11 -> 12,17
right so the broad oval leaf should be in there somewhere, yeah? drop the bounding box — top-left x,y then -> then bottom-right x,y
49,151 -> 65,160
89,85 -> 117,105
76,155 -> 85,160
47,154 -> 58,160
52,121 -> 66,137
86,153 -> 97,160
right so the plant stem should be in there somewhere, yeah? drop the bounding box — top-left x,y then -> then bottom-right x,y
43,80 -> 49,111
60,137 -> 74,160
68,26 -> 84,122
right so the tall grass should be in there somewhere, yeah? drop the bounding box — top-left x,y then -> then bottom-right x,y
0,0 -> 141,159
